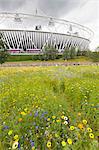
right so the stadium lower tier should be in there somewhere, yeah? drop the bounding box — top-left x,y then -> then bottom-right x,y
1,29 -> 90,54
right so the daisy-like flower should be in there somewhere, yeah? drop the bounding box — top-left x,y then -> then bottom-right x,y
78,123 -> 84,130
52,116 -> 56,119
64,121 -> 68,125
64,116 -> 68,121
87,127 -> 92,133
56,119 -> 61,123
32,146 -> 35,150
78,112 -> 81,116
47,118 -> 50,121
20,111 -> 26,116
8,130 -> 13,136
12,141 -> 18,149
70,126 -> 75,131
14,135 -> 19,140
55,133 -> 59,138
82,120 -> 87,125
61,141 -> 66,147
89,133 -> 94,139
61,115 -> 65,119
67,138 -> 72,145
47,141 -> 51,148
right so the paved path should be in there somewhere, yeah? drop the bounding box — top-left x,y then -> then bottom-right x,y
0,62 -> 99,67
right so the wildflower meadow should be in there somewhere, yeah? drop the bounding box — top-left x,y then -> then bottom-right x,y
0,66 -> 99,150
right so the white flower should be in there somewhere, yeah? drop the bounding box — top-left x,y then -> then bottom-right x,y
12,141 -> 18,149
64,121 -> 68,125
64,116 -> 68,121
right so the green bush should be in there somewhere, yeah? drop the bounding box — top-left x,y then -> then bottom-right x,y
0,50 -> 9,64
63,47 -> 77,60
42,45 -> 58,60
0,33 -> 9,64
86,51 -> 99,62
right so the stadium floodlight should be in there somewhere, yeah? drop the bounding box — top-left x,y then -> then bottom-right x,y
14,14 -> 22,23
35,25 -> 42,30
48,18 -> 55,26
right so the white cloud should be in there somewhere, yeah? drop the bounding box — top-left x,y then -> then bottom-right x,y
63,0 -> 99,49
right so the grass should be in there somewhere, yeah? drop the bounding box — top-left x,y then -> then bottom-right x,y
6,56 -> 92,63
0,66 -> 99,150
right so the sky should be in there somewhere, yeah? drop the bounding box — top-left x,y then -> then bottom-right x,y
0,0 -> 99,50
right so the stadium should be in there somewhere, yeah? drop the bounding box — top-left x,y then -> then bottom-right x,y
0,12 -> 94,55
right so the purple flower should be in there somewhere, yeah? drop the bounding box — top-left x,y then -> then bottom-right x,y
34,111 -> 38,117
41,112 -> 48,118
2,125 -> 9,130
18,143 -> 21,149
36,126 -> 39,129
29,113 -> 32,116
30,140 -> 35,147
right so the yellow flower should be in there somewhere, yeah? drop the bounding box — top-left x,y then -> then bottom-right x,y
32,146 -> 35,150
61,141 -> 66,147
47,118 -> 50,121
8,130 -> 13,136
78,123 -> 84,130
61,115 -> 65,119
18,118 -> 23,122
14,135 -> 18,140
67,138 -> 72,145
47,141 -> 51,148
20,111 -> 26,116
56,119 -> 61,123
89,133 -> 94,139
24,108 -> 28,112
82,120 -> 87,125
55,133 -> 59,138
52,116 -> 56,119
78,112 -> 81,116
87,128 -> 92,133
70,126 -> 75,131
12,141 -> 18,149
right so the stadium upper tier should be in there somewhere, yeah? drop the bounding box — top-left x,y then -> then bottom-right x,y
0,12 -> 94,54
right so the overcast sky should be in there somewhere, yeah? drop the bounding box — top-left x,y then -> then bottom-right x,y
0,0 -> 99,49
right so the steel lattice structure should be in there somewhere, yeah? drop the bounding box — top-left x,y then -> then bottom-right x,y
0,12 -> 94,54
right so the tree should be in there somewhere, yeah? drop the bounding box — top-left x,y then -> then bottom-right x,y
42,45 -> 58,60
69,47 -> 77,59
63,47 -> 77,60
63,48 -> 70,60
0,33 -> 9,64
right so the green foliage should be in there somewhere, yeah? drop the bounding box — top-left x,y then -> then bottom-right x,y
0,33 -> 9,64
0,50 -> 9,64
70,47 -> 77,59
7,55 -> 41,62
42,45 -> 58,60
86,51 -> 99,62
63,47 -> 77,60
63,49 -> 71,60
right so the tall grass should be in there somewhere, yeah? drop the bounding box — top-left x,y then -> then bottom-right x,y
0,66 -> 99,150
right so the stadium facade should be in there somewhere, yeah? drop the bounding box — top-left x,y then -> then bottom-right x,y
0,12 -> 94,54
